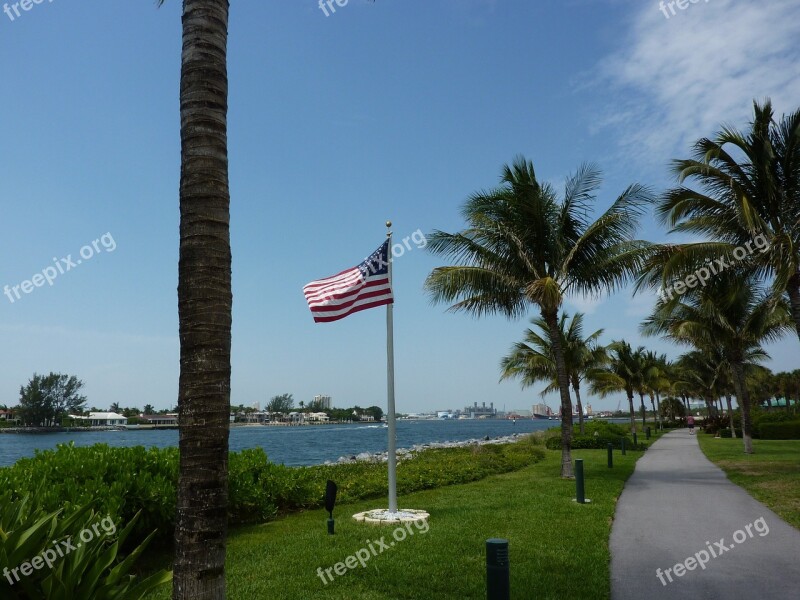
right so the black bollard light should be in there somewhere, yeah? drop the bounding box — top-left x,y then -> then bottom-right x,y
325,480 -> 338,535
646,427 -> 651,440
633,431 -> 638,446
575,459 -> 586,504
486,538 -> 510,600
607,443 -> 613,468
621,437 -> 626,455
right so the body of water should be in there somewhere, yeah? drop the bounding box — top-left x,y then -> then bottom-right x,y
0,419 -> 561,468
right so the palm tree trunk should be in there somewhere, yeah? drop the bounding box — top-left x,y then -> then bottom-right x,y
649,393 -> 656,428
655,390 -> 662,429
174,2 -> 232,599
543,307 -> 574,478
572,376 -> 585,435
787,273 -> 800,342
725,392 -> 736,438
731,359 -> 754,454
639,392 -> 646,429
627,390 -> 636,435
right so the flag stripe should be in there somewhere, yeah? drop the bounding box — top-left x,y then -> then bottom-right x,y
311,296 -> 394,323
307,278 -> 389,307
303,240 -> 394,323
310,283 -> 391,314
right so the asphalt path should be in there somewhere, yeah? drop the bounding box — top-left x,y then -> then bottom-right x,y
610,429 -> 800,599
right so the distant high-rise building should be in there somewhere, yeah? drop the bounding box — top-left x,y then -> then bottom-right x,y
314,395 -> 332,409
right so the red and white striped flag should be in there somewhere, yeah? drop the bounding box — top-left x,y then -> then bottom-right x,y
303,240 -> 394,323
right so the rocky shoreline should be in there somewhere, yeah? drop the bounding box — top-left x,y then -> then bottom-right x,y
324,432 -> 528,465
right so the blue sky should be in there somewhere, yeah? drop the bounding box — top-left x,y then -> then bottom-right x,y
1,0 -> 799,414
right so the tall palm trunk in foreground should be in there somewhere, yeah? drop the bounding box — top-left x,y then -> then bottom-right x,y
172,1 -> 232,598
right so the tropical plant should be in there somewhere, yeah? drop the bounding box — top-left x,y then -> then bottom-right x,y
659,397 -> 686,422
500,312 -> 605,434
642,275 -> 791,453
17,373 -> 86,427
425,158 -> 653,476
267,394 -> 294,414
0,494 -> 170,600
638,100 -> 800,342
590,341 -> 646,434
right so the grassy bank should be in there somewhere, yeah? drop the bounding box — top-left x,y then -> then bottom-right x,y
697,435 -> 800,530
144,446 -> 642,600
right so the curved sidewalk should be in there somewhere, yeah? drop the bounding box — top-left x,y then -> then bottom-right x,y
610,429 -> 800,600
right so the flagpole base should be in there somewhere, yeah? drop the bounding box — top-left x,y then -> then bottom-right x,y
352,508 -> 429,525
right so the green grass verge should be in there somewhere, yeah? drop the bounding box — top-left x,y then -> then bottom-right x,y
697,435 -> 800,530
144,447 -> 641,600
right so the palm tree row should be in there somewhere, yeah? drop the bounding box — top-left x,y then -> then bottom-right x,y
636,100 -> 799,454
424,160 -> 654,477
426,99 -> 799,471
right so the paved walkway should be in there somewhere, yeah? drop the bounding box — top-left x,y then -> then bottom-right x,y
610,429 -> 800,600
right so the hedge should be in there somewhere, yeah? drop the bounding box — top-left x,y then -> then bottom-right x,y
758,420 -> 800,440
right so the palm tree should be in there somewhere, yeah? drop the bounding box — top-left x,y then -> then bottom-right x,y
674,351 -> 722,419
643,275 -> 790,453
643,351 -> 671,429
109,402 -> 121,414
144,403 -> 155,415
425,158 -> 653,477
590,341 -> 646,434
639,100 -> 800,342
159,1 -> 233,597
500,312 -> 605,435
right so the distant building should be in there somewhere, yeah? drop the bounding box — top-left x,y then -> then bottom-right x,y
69,412 -> 128,427
139,414 -> 178,426
532,403 -> 552,417
314,395 -> 332,409
462,401 -> 497,418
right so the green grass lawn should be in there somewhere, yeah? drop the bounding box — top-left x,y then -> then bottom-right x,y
697,434 -> 800,530
144,446 -> 641,600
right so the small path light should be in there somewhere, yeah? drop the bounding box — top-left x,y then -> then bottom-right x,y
486,538 -> 510,600
621,437 -> 626,455
607,443 -> 613,468
573,459 -> 591,504
633,431 -> 638,446
325,480 -> 338,535
646,427 -> 651,440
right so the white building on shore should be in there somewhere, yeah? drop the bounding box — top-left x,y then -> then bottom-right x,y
69,412 -> 128,427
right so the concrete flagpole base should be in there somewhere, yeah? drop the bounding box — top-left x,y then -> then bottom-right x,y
352,508 -> 429,525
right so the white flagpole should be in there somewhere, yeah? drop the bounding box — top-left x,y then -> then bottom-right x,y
386,221 -> 398,514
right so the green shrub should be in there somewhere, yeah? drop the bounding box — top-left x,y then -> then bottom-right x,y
0,494 -> 170,599
0,438 -> 545,550
758,421 -> 800,440
545,435 -> 646,451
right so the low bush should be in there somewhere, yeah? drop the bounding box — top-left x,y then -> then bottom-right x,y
758,421 -> 800,440
0,438 -> 545,550
545,435 -> 647,451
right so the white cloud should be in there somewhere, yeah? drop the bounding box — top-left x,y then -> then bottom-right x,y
592,0 -> 800,170
565,294 -> 604,315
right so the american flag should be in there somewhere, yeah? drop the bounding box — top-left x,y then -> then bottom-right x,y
303,240 -> 394,323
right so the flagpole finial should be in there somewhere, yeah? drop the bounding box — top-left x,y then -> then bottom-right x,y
386,220 -> 392,228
